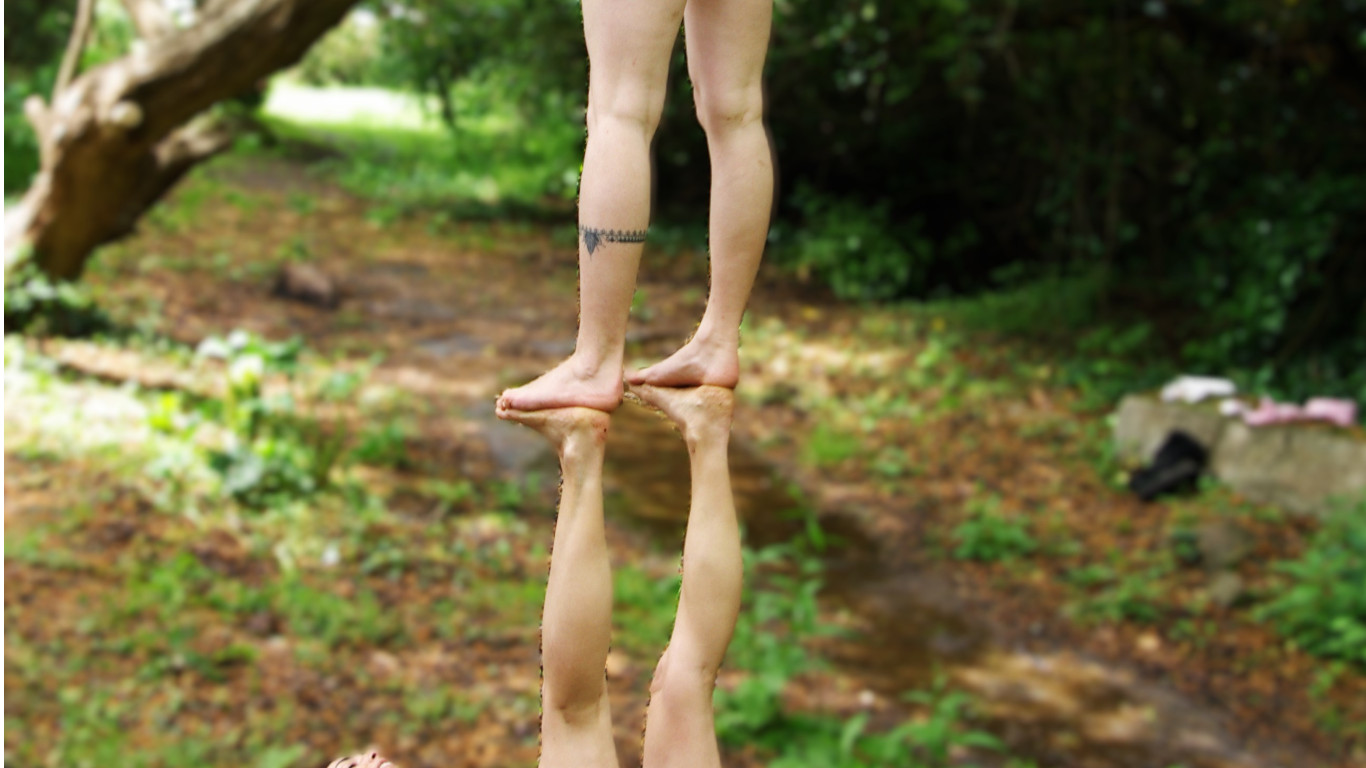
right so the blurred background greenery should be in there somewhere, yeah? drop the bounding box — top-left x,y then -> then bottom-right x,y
6,3 -> 1366,766
6,0 -> 1365,401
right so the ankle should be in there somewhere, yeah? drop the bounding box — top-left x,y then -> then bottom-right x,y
561,418 -> 610,466
567,352 -> 622,382
689,326 -> 738,353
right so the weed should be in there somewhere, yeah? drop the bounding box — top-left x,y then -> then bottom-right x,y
422,478 -> 476,515
871,445 -> 913,478
181,330 -> 355,508
802,423 -> 861,469
273,577 -> 404,648
951,495 -> 1037,562
3,261 -> 112,337
1255,496 -> 1366,669
351,422 -> 411,469
287,192 -> 317,215
1070,567 -> 1166,625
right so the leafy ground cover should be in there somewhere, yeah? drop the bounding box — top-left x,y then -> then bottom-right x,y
6,92 -> 1364,766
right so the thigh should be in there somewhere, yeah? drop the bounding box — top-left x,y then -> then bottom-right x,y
582,0 -> 686,109
682,0 -> 772,94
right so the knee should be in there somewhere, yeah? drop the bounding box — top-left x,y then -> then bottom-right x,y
545,688 -> 605,728
650,649 -> 719,698
692,82 -> 764,137
587,87 -> 667,138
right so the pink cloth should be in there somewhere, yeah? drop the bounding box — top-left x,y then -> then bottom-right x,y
1241,397 -> 1303,426
1302,397 -> 1358,428
1239,396 -> 1357,428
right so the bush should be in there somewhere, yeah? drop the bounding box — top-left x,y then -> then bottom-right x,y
1256,497 -> 1366,669
772,185 -> 947,302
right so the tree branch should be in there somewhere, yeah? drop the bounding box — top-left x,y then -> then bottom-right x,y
118,0 -> 177,41
55,0 -> 98,95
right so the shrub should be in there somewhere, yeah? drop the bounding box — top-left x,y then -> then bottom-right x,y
775,185 -> 934,302
1256,496 -> 1366,669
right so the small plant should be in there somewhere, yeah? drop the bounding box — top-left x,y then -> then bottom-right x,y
422,478 -> 476,514
1255,496 -> 1366,669
951,495 -> 1037,562
802,423 -> 861,469
351,422 -> 411,468
190,330 -> 354,508
872,445 -> 912,478
1070,568 -> 1166,625
895,676 -> 1004,766
3,261 -> 112,337
287,192 -> 317,215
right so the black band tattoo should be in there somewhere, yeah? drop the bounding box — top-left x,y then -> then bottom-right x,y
579,226 -> 647,256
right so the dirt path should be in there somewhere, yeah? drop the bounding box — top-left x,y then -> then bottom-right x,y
50,153 -> 1364,767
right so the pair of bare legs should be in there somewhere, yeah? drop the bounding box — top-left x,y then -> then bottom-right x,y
331,386 -> 740,768
492,2 -> 768,759
497,0 -> 774,412
333,0 -> 769,762
500,384 -> 741,768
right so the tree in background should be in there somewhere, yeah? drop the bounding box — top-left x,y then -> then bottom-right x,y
3,0 -> 363,281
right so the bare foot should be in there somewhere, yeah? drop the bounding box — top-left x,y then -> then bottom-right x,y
627,383 -> 733,446
327,750 -> 395,768
496,401 -> 611,457
626,336 -> 739,389
499,357 -> 623,413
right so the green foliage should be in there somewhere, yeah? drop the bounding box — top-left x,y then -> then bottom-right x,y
1065,551 -> 1171,626
174,331 -> 356,508
714,518 -> 1007,766
261,81 -> 581,216
774,185 -> 934,302
5,1 -> 138,195
295,11 -> 384,86
801,423 -> 861,469
271,577 -> 405,648
5,69 -> 49,193
351,422 -> 412,469
370,0 -> 583,131
3,260 -> 112,336
951,495 -> 1036,563
1256,497 -> 1366,669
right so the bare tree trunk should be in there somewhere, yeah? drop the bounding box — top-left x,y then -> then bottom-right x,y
5,0 -> 362,280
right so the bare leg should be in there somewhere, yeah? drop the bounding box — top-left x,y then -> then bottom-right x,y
631,384 -> 741,768
627,0 -> 774,389
499,0 -> 687,413
497,404 -> 617,768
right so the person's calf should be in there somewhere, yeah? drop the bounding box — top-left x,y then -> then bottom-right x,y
642,656 -> 723,768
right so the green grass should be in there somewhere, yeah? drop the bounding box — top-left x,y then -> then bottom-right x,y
258,80 -> 581,217
951,494 -> 1037,563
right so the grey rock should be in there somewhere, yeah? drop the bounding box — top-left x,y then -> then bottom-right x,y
1206,571 -> 1245,609
1112,394 -> 1366,517
1196,520 -> 1254,570
1113,395 -> 1225,465
273,262 -> 338,308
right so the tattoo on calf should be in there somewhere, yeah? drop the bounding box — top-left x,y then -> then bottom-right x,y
579,226 -> 647,256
